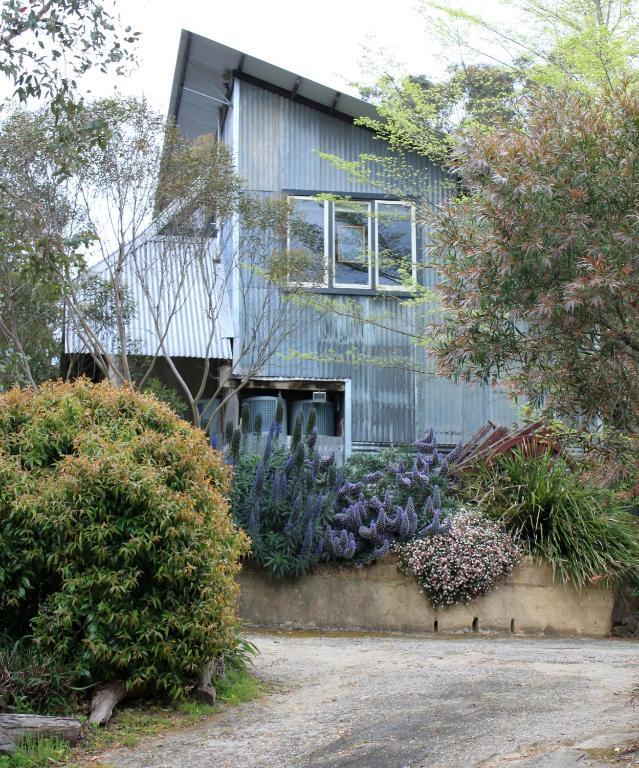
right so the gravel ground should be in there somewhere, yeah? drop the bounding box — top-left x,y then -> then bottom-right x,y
100,632 -> 639,768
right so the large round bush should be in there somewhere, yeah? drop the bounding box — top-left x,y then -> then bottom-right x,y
0,380 -> 249,699
397,510 -> 521,607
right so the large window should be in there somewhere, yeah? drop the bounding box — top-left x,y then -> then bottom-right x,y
288,196 -> 416,292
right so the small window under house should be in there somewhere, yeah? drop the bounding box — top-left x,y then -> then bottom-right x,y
287,196 -> 417,292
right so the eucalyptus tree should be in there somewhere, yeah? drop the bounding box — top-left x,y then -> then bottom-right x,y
64,97 -> 310,427
0,0 -> 138,114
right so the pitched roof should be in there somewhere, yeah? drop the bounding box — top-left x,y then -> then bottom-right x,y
168,30 -> 378,137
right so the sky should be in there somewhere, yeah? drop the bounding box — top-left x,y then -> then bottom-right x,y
80,0 -> 504,114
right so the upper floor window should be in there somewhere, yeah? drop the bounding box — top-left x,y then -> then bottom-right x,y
288,195 -> 416,292
376,201 -> 416,289
334,201 -> 372,288
286,196 -> 328,286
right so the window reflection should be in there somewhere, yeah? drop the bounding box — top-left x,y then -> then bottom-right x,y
334,202 -> 370,286
287,196 -> 415,291
377,203 -> 413,287
288,198 -> 326,285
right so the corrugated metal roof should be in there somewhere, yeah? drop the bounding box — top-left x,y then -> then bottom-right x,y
168,31 -> 379,138
66,236 -> 234,360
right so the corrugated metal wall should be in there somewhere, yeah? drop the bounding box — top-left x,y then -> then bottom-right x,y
232,80 -> 519,445
237,80 -> 435,195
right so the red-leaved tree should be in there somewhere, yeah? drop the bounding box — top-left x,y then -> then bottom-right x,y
431,83 -> 639,430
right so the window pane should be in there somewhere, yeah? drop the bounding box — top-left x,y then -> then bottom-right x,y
334,203 -> 371,286
288,198 -> 326,285
377,203 -> 413,288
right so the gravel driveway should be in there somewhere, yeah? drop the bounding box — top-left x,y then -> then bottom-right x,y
101,632 -> 639,768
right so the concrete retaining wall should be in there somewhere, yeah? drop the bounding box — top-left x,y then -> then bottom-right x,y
239,556 -> 615,637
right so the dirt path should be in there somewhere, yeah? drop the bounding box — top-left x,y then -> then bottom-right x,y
101,633 -> 639,768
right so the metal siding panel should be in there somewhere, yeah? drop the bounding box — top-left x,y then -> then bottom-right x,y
220,79 -> 518,444
233,294 -> 416,444
66,238 -> 233,360
239,81 -> 437,196
238,82 -> 283,191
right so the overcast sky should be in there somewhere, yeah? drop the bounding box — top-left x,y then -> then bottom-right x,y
81,0 -> 504,114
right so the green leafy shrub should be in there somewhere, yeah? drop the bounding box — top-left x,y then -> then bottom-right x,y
397,510 -> 521,606
0,634 -> 79,714
140,377 -> 189,420
0,379 -> 249,702
469,450 -> 639,588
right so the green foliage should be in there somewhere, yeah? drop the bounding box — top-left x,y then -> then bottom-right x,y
0,1 -> 138,116
0,634 -> 79,714
422,0 -> 639,95
0,379 -> 249,701
140,379 -> 189,420
355,64 -> 523,165
0,109 -> 89,389
533,418 -> 639,504
432,84 -> 639,429
0,737 -> 70,768
469,450 -> 639,588
353,0 -> 639,177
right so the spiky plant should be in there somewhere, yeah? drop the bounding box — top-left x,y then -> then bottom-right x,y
231,405 -> 340,577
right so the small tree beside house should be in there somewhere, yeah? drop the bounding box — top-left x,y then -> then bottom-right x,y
62,97 -> 312,430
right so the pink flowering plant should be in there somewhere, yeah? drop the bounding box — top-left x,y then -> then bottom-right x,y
397,510 -> 521,607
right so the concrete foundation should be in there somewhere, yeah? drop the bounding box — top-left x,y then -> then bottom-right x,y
239,556 -> 615,637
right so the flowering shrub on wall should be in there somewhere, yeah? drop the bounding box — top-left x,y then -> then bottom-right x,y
397,510 -> 521,607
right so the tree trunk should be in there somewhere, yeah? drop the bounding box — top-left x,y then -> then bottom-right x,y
89,681 -> 128,726
194,657 -> 225,706
0,714 -> 83,754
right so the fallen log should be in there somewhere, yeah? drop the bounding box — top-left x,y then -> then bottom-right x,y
0,713 -> 83,754
89,681 -> 128,727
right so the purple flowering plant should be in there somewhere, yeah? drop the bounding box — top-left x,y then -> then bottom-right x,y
324,430 -> 462,564
230,400 -> 340,577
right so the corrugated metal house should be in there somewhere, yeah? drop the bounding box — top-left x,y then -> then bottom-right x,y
69,30 -> 518,455
164,30 -> 519,453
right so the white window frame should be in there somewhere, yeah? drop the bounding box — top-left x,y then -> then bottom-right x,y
286,195 -> 329,288
332,200 -> 373,290
374,200 -> 417,292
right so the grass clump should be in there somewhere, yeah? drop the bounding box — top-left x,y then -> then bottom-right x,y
0,738 -> 71,768
470,450 -> 639,589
